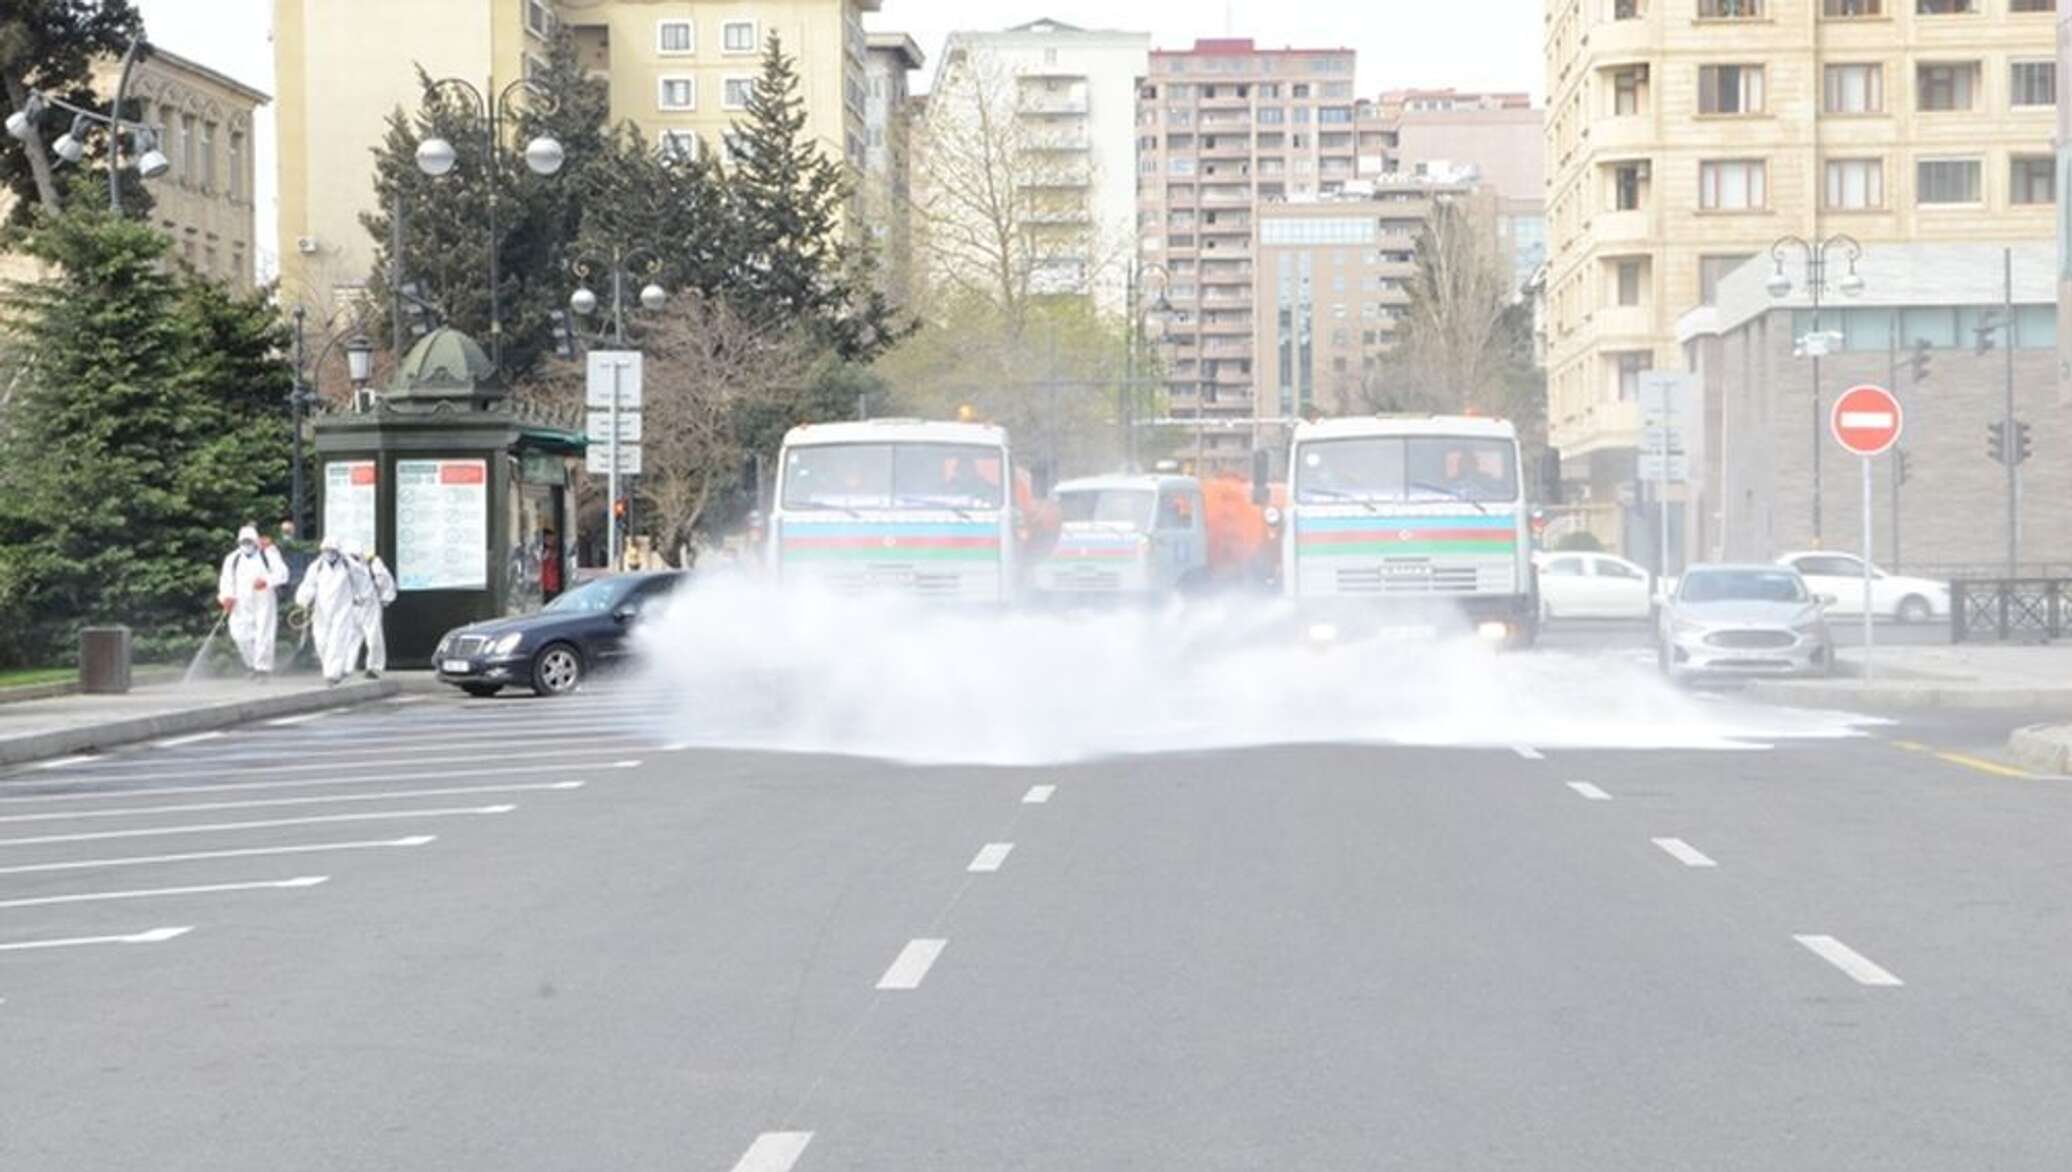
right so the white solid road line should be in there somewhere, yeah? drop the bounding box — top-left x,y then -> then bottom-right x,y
728,1132 -> 814,1172
0,746 -> 628,788
1022,785 -> 1055,804
968,843 -> 1014,873
0,925 -> 192,953
153,732 -> 226,749
1651,837 -> 1719,868
1567,782 -> 1612,801
0,781 -> 583,824
1794,934 -> 1905,987
876,938 -> 948,990
36,755 -> 100,770
0,804 -> 513,848
0,876 -> 328,909
0,763 -> 609,805
0,835 -> 435,876
264,712 -> 331,727
1512,746 -> 1545,760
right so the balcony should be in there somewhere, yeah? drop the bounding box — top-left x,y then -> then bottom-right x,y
1018,93 -> 1090,116
1201,287 -> 1252,305
1198,316 -> 1253,335
1019,167 -> 1092,188
1201,218 -> 1250,236
1025,207 -> 1093,225
1203,365 -> 1255,384
1202,186 -> 1252,205
1202,338 -> 1251,355
1201,90 -> 1251,107
1592,207 -> 1652,246
1589,117 -> 1653,154
1199,111 -> 1253,129
1202,139 -> 1252,158
1023,133 -> 1091,152
1201,263 -> 1254,283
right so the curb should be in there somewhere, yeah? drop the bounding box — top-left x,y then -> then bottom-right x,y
1746,679 -> 2072,713
0,680 -> 402,769
2008,724 -> 2072,776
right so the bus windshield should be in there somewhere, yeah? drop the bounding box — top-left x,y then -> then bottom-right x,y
782,443 -> 1007,511
1295,436 -> 1518,505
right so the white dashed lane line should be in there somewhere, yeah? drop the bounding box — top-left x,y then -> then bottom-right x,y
0,876 -> 328,910
1566,781 -> 1612,801
1512,746 -> 1545,760
967,843 -> 1014,873
1794,934 -> 1905,987
1021,785 -> 1055,804
1650,837 -> 1718,868
728,1132 -> 814,1172
875,938 -> 948,991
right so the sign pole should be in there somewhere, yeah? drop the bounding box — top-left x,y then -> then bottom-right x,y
1658,386 -> 1673,580
607,362 -> 621,573
1861,454 -> 1874,682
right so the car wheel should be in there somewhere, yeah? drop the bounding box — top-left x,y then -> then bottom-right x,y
1896,595 -> 1932,624
530,643 -> 584,697
460,684 -> 502,698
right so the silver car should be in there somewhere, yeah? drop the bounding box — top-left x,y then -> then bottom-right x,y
1658,564 -> 1833,680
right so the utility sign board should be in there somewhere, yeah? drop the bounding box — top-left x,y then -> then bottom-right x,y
1831,384 -> 1902,457
586,410 -> 643,444
585,444 -> 643,476
1637,371 -> 1696,484
585,350 -> 643,409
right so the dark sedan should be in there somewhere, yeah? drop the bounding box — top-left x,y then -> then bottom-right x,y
433,572 -> 684,697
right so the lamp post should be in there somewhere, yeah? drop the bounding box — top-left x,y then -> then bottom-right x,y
414,76 -> 564,371
566,245 -> 667,572
1125,259 -> 1173,473
1765,233 -> 1864,545
5,37 -> 169,215
290,307 -> 377,535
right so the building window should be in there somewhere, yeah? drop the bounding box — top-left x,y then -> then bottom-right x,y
228,131 -> 244,200
1916,0 -> 1974,11
1258,107 -> 1285,124
1612,0 -> 1644,18
179,113 -> 196,181
660,130 -> 700,162
1697,0 -> 1761,16
2012,155 -> 2056,204
1697,254 -> 1754,304
658,76 -> 695,110
1916,62 -> 1979,111
1610,66 -> 1647,115
1292,83 -> 1311,98
2010,61 -> 2056,107
1825,158 -> 1884,208
199,120 -> 217,191
1612,257 -> 1646,306
1612,161 -> 1647,210
1916,157 -> 1982,204
1824,64 -> 1883,113
1698,64 -> 1765,114
723,77 -> 756,110
524,0 -> 554,38
1823,0 -> 1880,14
1612,350 -> 1652,400
1698,159 -> 1766,210
657,20 -> 693,54
722,20 -> 758,53
2010,0 -> 2054,10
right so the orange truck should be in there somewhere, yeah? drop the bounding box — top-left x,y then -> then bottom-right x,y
1029,472 -> 1274,598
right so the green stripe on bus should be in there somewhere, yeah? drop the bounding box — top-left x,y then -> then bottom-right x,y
1298,542 -> 1515,557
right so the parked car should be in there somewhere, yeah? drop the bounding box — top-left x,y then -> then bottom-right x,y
1658,564 -> 1833,681
433,572 -> 685,697
1533,551 -> 1655,619
1774,551 -> 1949,623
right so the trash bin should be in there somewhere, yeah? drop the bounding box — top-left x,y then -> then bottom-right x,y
79,626 -> 133,694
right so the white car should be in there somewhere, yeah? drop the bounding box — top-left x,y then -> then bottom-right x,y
1774,551 -> 1950,622
1534,551 -> 1655,619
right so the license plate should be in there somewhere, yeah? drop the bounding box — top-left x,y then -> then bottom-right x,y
442,659 -> 473,673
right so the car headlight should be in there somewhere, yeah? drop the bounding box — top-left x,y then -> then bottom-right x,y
487,632 -> 524,656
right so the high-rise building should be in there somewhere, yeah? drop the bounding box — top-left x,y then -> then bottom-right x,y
1136,38 -> 1359,473
862,33 -> 924,306
917,20 -> 1149,312
1360,89 -> 1545,298
274,0 -> 882,317
1543,0 -> 2056,537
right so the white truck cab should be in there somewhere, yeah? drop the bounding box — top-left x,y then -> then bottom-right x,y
1034,474 -> 1206,597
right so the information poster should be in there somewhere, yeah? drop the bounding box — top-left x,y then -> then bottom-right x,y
322,460 -> 378,557
396,458 -> 488,590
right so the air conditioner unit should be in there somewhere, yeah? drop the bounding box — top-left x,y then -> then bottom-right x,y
295,236 -> 320,255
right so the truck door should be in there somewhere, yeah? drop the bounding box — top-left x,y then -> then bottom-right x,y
1154,489 -> 1200,589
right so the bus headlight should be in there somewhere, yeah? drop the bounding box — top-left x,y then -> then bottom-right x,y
1306,622 -> 1339,644
1263,506 -> 1283,527
1475,621 -> 1510,643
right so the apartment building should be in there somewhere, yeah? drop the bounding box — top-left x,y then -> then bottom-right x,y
1360,89 -> 1547,297
862,33 -> 924,306
1136,38 -> 1360,472
918,20 -> 1150,311
1543,0 -> 2056,536
275,0 -> 881,316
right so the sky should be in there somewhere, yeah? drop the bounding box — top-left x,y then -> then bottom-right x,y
128,0 -> 1544,279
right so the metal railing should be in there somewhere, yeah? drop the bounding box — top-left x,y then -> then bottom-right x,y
1950,578 -> 2071,643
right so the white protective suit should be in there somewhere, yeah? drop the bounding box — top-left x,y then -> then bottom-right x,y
218,529 -> 289,674
295,544 -> 372,683
354,553 -> 398,675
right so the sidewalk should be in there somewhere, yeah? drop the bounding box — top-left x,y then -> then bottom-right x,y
0,675 -> 403,769
1748,643 -> 2072,713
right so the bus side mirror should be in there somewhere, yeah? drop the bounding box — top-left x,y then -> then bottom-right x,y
1251,449 -> 1270,505
1539,447 -> 1563,505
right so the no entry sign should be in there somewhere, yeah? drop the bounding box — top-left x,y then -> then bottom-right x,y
1830,384 -> 1903,457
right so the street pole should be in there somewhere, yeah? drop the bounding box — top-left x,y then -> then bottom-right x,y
2003,245 -> 2018,578
290,306 -> 308,536
1123,262 -> 1136,471
1658,386 -> 1673,580
1809,265 -> 1823,546
390,189 -> 406,355
106,38 -> 140,214
607,359 -> 621,572
1861,454 -> 1874,681
1891,448 -> 1902,571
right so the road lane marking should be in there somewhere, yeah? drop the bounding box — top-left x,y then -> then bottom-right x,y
0,747 -> 627,788
968,843 -> 1014,872
1566,782 -> 1611,800
0,925 -> 192,952
1651,837 -> 1718,867
1891,740 -> 1930,752
1512,746 -> 1544,760
0,805 -> 512,848
0,876 -> 328,909
36,755 -> 100,770
1794,934 -> 1904,987
876,938 -> 947,990
1022,785 -> 1055,804
0,835 -> 434,876
0,762 -> 602,804
1933,751 -> 2032,779
264,712 -> 331,727
728,1132 -> 813,1172
0,781 -> 583,823
153,732 -> 225,749
0,756 -> 639,793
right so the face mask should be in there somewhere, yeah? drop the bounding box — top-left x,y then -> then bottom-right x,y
239,541 -> 257,555
322,550 -> 340,565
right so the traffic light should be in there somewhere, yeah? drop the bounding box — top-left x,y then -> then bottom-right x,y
2015,419 -> 2033,465
548,309 -> 577,360
1988,420 -> 2007,465
1908,338 -> 1932,382
1893,447 -> 1910,488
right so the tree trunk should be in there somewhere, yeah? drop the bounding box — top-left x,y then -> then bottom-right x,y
3,73 -> 65,214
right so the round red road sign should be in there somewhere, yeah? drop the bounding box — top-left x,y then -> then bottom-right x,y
1830,384 -> 1903,457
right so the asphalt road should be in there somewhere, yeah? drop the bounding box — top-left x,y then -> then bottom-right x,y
2,669 -> 2069,1170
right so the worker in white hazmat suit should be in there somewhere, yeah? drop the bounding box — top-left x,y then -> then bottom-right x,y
354,548 -> 398,678
295,536 -> 371,685
218,525 -> 288,678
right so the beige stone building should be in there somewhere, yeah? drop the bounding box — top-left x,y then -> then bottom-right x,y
1136,38 -> 1360,472
274,0 -> 882,316
1544,0 -> 2057,544
862,33 -> 923,306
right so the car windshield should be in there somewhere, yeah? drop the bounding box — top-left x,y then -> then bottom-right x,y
1679,569 -> 1809,604
782,442 -> 1007,510
541,578 -> 627,614
1295,436 -> 1518,504
1058,488 -> 1155,528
